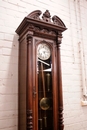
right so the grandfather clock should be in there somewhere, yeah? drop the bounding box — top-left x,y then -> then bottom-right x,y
16,10 -> 67,130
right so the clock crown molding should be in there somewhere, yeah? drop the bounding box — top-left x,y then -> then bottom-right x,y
27,10 -> 65,27
16,10 -> 67,36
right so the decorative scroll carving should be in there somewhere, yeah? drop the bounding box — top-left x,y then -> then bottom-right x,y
59,107 -> 64,130
27,110 -> 33,130
52,15 -> 66,27
27,10 -> 42,20
49,30 -> 56,35
41,28 -> 49,33
35,23 -> 57,36
34,26 -> 56,36
34,26 -> 41,32
42,10 -> 51,22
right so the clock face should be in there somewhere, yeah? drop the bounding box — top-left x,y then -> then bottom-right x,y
37,43 -> 51,60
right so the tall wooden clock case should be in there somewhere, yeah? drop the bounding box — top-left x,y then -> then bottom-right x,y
16,10 -> 67,130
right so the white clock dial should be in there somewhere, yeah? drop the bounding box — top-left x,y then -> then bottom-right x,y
37,43 -> 51,60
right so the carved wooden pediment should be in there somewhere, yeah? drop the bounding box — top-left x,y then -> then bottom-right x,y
16,10 -> 67,38
27,10 -> 66,28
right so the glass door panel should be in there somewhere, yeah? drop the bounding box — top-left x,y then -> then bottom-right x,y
37,43 -> 53,130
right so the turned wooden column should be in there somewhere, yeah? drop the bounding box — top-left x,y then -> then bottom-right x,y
26,32 -> 33,130
57,33 -> 64,130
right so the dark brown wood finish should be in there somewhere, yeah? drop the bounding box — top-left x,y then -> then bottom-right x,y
27,32 -> 33,130
57,33 -> 64,130
16,10 -> 67,130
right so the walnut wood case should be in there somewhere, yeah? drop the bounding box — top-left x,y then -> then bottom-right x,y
16,10 -> 67,130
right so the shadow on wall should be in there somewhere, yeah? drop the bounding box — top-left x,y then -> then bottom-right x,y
0,34 -> 19,130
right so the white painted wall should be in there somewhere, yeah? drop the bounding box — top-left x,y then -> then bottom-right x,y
0,0 -> 87,130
